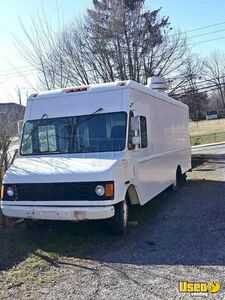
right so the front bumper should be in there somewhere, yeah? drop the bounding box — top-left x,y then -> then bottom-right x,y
1,205 -> 115,221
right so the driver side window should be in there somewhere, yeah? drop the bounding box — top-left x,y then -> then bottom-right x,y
128,111 -> 135,150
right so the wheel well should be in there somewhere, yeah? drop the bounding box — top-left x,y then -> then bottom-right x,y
126,185 -> 140,205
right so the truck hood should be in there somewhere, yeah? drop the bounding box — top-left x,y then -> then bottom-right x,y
3,156 -> 122,184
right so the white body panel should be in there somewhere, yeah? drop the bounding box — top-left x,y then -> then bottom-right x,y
126,88 -> 191,204
1,80 -> 191,220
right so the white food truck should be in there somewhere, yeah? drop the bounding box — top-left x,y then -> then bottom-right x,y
1,77 -> 191,235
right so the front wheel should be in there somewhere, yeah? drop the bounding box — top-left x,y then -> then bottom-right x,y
108,200 -> 128,235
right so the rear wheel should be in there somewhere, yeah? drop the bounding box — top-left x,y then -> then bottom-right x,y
109,200 -> 128,235
171,167 -> 186,191
181,173 -> 187,185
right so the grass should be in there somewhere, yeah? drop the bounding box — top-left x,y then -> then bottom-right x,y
189,118 -> 225,136
190,132 -> 225,145
189,118 -> 225,145
0,202 -> 163,286
0,221 -> 111,286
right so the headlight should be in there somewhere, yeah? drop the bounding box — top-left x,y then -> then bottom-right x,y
6,187 -> 15,197
95,185 -> 105,197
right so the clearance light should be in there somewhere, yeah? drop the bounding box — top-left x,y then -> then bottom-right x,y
30,93 -> 38,97
118,81 -> 127,86
65,86 -> 88,93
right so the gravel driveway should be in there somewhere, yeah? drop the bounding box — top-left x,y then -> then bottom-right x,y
1,154 -> 225,300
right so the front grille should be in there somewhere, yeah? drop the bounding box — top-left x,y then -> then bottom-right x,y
3,182 -> 114,201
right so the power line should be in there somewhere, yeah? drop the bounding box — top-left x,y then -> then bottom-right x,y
190,35 -> 225,46
173,82 -> 225,98
170,75 -> 225,87
0,71 -> 37,80
0,67 -> 35,75
0,65 -> 36,74
0,68 -> 37,81
176,82 -> 225,94
168,21 -> 225,38
189,28 -> 225,39
178,87 -> 220,98
167,21 -> 225,46
179,21 -> 225,35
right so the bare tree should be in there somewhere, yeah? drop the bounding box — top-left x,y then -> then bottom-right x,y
15,9 -> 69,90
58,0 -> 189,85
167,56 -> 209,121
181,88 -> 208,121
0,107 -> 24,185
204,51 -> 225,108
15,0 -> 190,89
169,55 -> 204,97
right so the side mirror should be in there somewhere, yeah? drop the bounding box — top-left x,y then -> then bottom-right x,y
132,136 -> 141,145
130,116 -> 139,131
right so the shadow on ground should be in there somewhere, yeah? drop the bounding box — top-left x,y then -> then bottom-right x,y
1,175 -> 225,271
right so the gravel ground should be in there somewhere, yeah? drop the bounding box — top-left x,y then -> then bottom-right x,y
1,155 -> 225,299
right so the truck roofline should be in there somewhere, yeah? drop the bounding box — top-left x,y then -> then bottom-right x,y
28,80 -> 188,110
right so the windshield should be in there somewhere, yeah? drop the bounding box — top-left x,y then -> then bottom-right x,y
20,112 -> 127,155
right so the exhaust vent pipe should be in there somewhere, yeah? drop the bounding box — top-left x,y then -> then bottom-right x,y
146,76 -> 169,92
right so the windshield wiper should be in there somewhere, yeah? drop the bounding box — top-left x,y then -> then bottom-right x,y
69,108 -> 103,152
76,108 -> 103,126
25,113 -> 48,142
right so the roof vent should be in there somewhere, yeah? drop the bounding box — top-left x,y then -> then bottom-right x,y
146,76 -> 169,92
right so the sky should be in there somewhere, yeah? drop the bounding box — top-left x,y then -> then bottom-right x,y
1,0 -> 225,104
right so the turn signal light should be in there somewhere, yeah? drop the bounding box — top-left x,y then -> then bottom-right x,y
30,93 -> 38,97
117,81 -> 127,86
0,186 -> 4,199
105,183 -> 114,198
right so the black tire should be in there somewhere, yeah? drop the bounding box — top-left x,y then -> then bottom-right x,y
181,172 -> 187,185
171,167 -> 185,191
109,200 -> 128,236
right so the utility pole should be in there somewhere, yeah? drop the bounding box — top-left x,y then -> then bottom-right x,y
16,86 -> 22,106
